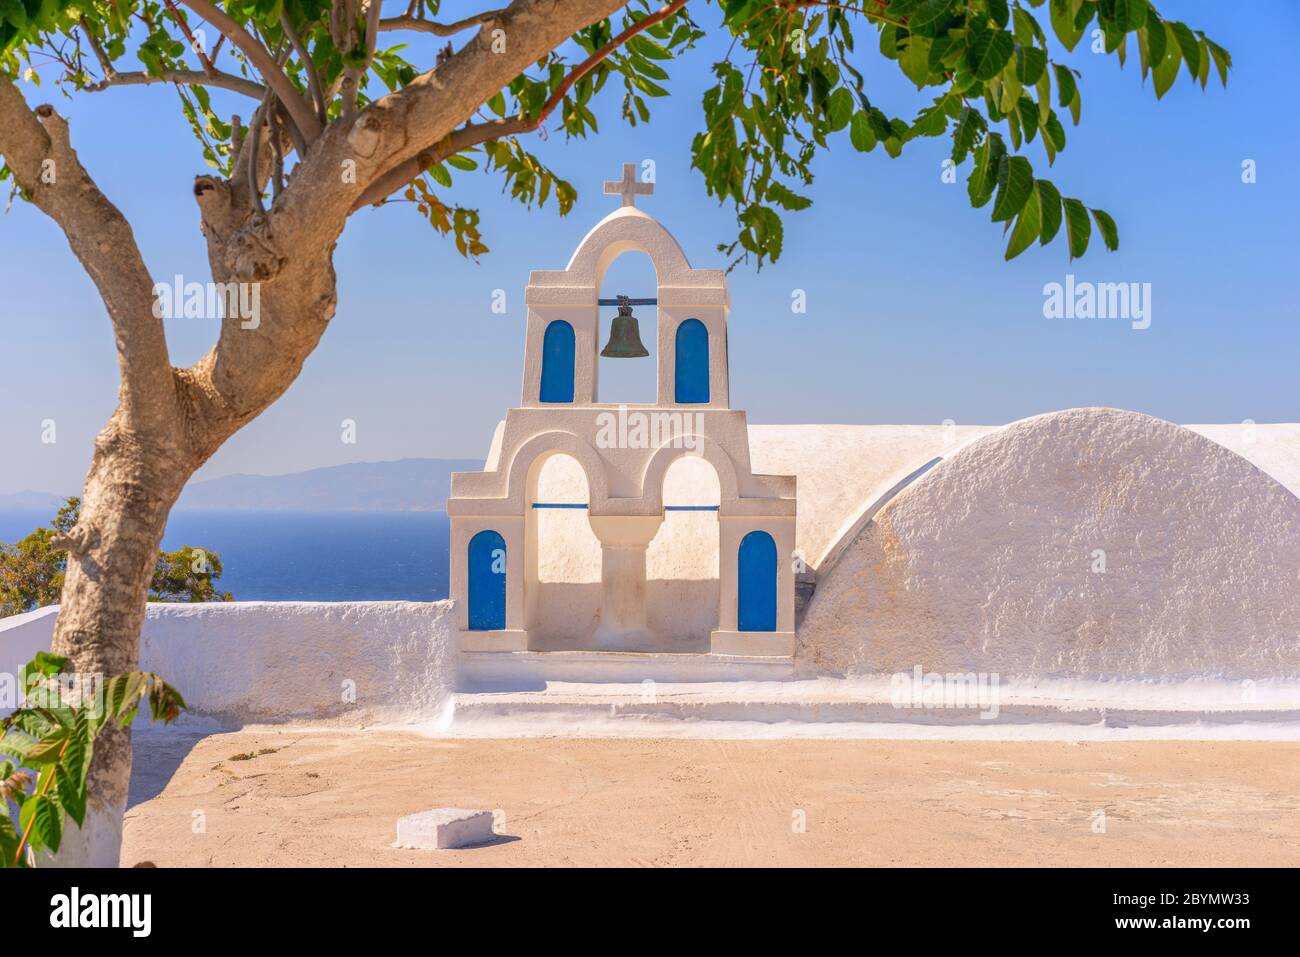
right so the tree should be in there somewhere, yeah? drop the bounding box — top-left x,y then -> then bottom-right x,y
0,0 -> 1228,865
0,499 -> 232,617
0,498 -> 79,617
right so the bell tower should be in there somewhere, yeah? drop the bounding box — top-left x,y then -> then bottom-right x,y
448,163 -> 796,658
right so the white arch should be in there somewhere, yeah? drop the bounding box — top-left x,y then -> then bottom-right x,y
564,207 -> 693,289
640,435 -> 741,512
504,430 -> 611,510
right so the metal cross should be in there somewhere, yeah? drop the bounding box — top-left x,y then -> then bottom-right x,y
604,162 -> 653,207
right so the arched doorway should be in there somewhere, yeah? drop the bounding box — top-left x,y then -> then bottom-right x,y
674,318 -> 709,404
467,530 -> 507,630
539,320 -> 575,403
527,452 -> 600,647
647,454 -> 720,649
737,530 -> 777,632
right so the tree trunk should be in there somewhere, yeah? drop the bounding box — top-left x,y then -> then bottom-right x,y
47,412 -> 190,867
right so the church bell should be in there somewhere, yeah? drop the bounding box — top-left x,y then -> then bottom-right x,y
600,297 -> 650,358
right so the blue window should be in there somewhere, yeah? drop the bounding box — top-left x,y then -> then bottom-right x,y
674,318 -> 709,404
468,530 -> 506,630
737,530 -> 777,632
540,320 -> 575,403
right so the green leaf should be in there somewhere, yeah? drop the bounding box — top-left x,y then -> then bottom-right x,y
826,87 -> 854,131
968,133 -> 1006,208
1049,0 -> 1087,51
986,0 -> 1010,30
1005,187 -> 1041,260
849,111 -> 877,152
1140,17 -> 1167,80
766,182 -> 812,212
967,28 -> 1014,82
1035,179 -> 1063,245
909,0 -> 955,35
0,813 -> 22,868
1152,23 -> 1182,99
1169,21 -> 1200,79
1042,111 -> 1066,155
19,793 -> 62,855
630,74 -> 668,98
27,651 -> 66,678
1205,38 -> 1231,86
1063,197 -> 1091,259
737,204 -> 783,264
1015,45 -> 1047,85
53,709 -> 92,827
626,34 -> 672,60
1,0 -> 27,30
1124,0 -> 1148,30
1016,96 -> 1038,143
1012,7 -> 1036,45
991,154 -> 1033,222
879,22 -> 899,59
1036,64 -> 1052,124
0,732 -> 35,762
1091,208 -> 1119,251
950,107 -> 984,164
901,35 -> 933,88
1052,64 -> 1079,124
23,731 -> 68,766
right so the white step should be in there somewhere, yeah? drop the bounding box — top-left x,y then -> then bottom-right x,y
444,674 -> 1300,738
457,650 -> 794,690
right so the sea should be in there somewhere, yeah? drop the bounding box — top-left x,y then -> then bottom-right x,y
0,508 -> 451,602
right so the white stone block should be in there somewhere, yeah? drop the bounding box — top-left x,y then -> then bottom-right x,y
395,808 -> 496,850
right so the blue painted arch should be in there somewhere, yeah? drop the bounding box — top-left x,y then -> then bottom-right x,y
467,530 -> 507,630
737,530 -> 777,632
539,320 -> 575,403
674,318 -> 709,404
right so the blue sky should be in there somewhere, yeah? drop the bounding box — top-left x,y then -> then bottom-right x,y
1,1 -> 1296,495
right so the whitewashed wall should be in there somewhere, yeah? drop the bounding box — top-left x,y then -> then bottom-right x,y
802,410 -> 1300,679
0,601 -> 459,724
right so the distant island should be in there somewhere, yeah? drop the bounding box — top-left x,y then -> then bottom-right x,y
1,458 -> 483,512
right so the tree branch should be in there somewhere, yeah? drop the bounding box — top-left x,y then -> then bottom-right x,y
281,9 -> 326,121
162,0 -> 217,75
178,0 -> 322,142
352,117 -> 531,209
354,0 -> 689,208
378,9 -> 507,36
84,68 -> 267,100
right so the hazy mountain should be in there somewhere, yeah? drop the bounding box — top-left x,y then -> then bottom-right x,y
175,458 -> 483,511
0,490 -> 67,510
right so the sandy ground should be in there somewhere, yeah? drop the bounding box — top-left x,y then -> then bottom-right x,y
119,728 -> 1300,867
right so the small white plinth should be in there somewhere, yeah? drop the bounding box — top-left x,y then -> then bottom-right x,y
395,808 -> 496,850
